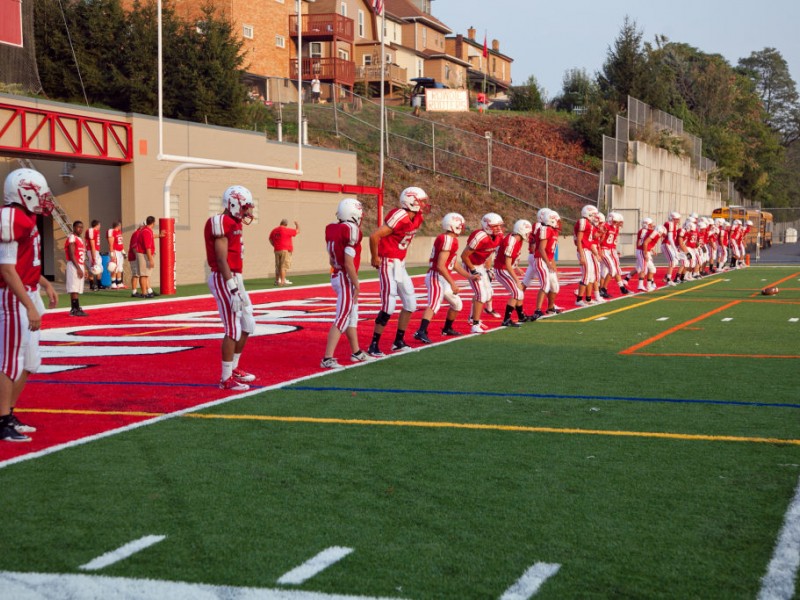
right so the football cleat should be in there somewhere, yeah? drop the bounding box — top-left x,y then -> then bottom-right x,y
391,340 -> 413,352
320,357 -> 342,369
350,350 -> 375,362
70,308 -> 89,317
219,377 -> 249,391
530,310 -> 545,321
413,330 -> 432,344
367,344 -> 385,358
441,328 -> 462,336
470,323 -> 485,334
545,307 -> 562,315
0,424 -> 31,442
501,318 -> 521,328
620,286 -> 629,295
575,299 -> 587,307
483,308 -> 502,319
232,368 -> 256,383
8,414 -> 36,433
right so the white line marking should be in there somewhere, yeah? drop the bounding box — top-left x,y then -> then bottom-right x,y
79,535 -> 166,570
278,547 -> 354,585
759,474 -> 800,600
721,318 -> 733,322
0,570 -> 407,599
594,317 -> 608,321
657,317 -> 669,321
499,562 -> 561,600
789,318 -> 799,323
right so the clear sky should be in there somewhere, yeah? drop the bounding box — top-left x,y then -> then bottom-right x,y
433,0 -> 800,100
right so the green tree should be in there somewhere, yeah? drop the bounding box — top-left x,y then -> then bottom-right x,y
598,16 -> 647,109
508,75 -> 545,112
554,68 -> 595,113
738,48 -> 800,145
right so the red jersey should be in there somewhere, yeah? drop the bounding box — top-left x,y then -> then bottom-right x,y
685,228 -> 699,249
664,221 -> 679,245
636,227 -> 658,251
428,233 -> 459,273
269,226 -> 297,252
107,227 -> 124,251
85,226 -> 100,252
64,233 -> 86,265
600,223 -> 620,249
378,208 -> 423,260
718,227 -> 729,246
529,223 -> 542,254
205,214 -> 244,273
0,206 -> 42,288
494,233 -> 523,270
326,222 -> 362,276
573,217 -> 595,249
464,229 -> 501,266
534,225 -> 559,261
128,228 -> 141,259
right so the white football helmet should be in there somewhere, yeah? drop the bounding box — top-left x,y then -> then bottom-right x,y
399,186 -> 428,213
593,212 -> 606,225
581,205 -> 598,219
513,219 -> 532,240
537,207 -> 552,224
656,225 -> 667,235
223,185 -> 254,224
90,264 -> 103,276
481,212 -> 504,235
715,218 -> 725,226
3,168 -> 55,216
641,217 -> 654,229
690,212 -> 699,220
733,219 -> 742,227
546,211 -> 560,227
107,261 -> 117,272
669,211 -> 681,220
441,212 -> 465,235
746,220 -> 753,226
685,222 -> 697,231
336,197 -> 363,226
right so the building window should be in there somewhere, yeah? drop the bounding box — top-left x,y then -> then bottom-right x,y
338,49 -> 349,61
364,55 -> 372,66
275,35 -> 285,48
422,27 -> 427,47
445,64 -> 450,80
358,10 -> 364,38
340,2 -> 346,17
310,42 -> 322,58
417,59 -> 423,78
243,24 -> 254,39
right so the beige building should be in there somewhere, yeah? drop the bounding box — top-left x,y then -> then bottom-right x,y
0,94 -> 358,287
446,27 -> 513,96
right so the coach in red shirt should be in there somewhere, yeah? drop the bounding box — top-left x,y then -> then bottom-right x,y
269,219 -> 300,286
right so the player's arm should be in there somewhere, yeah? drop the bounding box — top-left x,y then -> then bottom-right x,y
460,246 -> 478,274
0,243 -> 42,331
68,240 -> 84,278
343,251 -> 359,300
369,224 -> 392,268
39,275 -> 57,309
436,250 -> 460,294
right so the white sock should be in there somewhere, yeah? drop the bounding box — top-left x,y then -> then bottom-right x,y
221,361 -> 233,381
232,353 -> 241,370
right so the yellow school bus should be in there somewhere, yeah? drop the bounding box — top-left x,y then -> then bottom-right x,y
711,207 -> 773,250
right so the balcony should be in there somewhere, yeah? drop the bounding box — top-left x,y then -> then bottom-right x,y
289,13 -> 354,42
290,57 -> 355,88
354,64 -> 408,85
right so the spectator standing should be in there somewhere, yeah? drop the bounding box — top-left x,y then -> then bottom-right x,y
136,216 -> 157,298
0,169 -> 59,442
128,222 -> 143,297
269,219 -> 300,286
65,220 -> 88,317
311,77 -> 321,103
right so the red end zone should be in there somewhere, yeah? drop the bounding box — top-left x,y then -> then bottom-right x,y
1,268 -> 632,462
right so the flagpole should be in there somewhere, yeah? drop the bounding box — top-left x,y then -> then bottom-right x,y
379,4 -> 385,195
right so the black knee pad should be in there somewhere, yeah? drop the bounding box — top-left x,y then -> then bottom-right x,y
375,311 -> 391,326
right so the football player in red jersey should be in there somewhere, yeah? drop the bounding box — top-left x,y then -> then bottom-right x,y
527,209 -> 562,320
0,168 -> 59,442
494,219 -> 531,327
65,220 -> 88,317
321,198 -> 374,368
205,185 -> 257,391
85,219 -> 103,291
106,221 -> 126,289
574,204 -> 600,306
367,186 -> 427,356
461,212 -> 504,333
598,212 -> 628,298
413,212 -> 476,343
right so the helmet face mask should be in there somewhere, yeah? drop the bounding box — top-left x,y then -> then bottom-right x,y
399,186 -> 428,213
337,197 -> 363,226
546,211 -> 560,228
4,168 -> 55,216
481,212 -> 504,236
223,185 -> 255,224
441,212 -> 464,235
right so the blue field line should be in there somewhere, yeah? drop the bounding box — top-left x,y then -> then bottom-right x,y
290,386 -> 800,409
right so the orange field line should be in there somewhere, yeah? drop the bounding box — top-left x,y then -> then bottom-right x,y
749,271 -> 800,298
619,300 -> 741,355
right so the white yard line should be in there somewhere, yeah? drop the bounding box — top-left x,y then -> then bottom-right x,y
758,475 -> 800,600
79,535 -> 166,571
499,562 -> 561,600
0,571 -> 407,600
278,547 -> 354,585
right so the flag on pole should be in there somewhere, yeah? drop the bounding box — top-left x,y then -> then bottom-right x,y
482,33 -> 488,58
373,0 -> 384,14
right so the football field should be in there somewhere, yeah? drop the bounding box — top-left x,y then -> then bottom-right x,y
0,266 -> 798,599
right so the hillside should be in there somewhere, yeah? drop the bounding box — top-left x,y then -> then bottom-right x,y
312,107 -> 598,235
